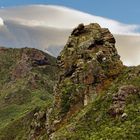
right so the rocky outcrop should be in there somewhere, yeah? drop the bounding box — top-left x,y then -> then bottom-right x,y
47,23 -> 124,133
29,23 -> 140,140
108,85 -> 139,117
45,22 -> 140,139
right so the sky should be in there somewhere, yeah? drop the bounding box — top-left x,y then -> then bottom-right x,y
0,0 -> 140,25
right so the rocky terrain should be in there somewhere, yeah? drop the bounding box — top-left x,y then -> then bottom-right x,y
0,23 -> 140,140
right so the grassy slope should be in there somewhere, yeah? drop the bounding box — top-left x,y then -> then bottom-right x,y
52,66 -> 140,140
0,47 -> 57,140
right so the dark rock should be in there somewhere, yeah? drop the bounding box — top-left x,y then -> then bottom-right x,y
71,23 -> 85,36
64,65 -> 77,77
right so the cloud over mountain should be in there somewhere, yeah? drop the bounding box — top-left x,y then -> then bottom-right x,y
0,5 -> 140,66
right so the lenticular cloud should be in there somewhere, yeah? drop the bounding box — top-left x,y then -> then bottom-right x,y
0,5 -> 140,66
0,5 -> 139,34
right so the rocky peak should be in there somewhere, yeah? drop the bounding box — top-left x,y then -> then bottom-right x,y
49,23 -> 123,131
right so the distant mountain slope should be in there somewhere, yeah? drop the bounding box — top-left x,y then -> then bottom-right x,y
0,47 -> 57,140
0,5 -> 139,65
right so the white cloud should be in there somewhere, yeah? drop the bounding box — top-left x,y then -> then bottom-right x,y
0,5 -> 139,66
114,34 -> 140,66
0,17 -> 4,26
0,5 -> 140,34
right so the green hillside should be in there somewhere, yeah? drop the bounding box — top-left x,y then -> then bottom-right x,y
0,47 -> 57,140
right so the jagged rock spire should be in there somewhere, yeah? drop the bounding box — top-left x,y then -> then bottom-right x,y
49,23 -> 123,132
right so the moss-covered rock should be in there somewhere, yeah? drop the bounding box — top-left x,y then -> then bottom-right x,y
49,23 -> 123,129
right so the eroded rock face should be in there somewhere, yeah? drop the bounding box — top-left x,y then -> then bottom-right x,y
49,23 -> 123,131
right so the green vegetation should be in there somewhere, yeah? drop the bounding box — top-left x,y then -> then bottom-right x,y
0,47 -> 57,140
60,80 -> 85,116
